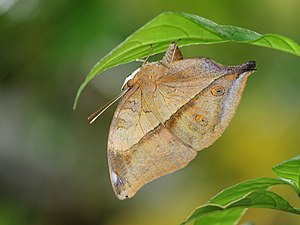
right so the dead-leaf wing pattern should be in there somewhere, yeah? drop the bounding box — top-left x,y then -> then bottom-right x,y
108,122 -> 196,200
161,72 -> 252,151
109,58 -> 229,152
108,86 -> 161,153
107,55 -> 255,200
108,85 -> 197,199
149,58 -> 227,123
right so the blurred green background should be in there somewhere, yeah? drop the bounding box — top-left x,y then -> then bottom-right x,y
0,0 -> 299,224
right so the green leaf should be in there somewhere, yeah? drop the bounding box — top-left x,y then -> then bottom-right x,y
181,155 -> 300,225
272,155 -> 300,195
208,178 -> 285,206
186,191 -> 300,225
194,208 -> 246,225
73,11 -> 300,109
181,178 -> 286,225
229,191 -> 300,214
181,186 -> 300,225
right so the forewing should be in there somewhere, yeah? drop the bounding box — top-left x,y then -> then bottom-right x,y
150,58 -> 255,152
150,58 -> 227,123
163,72 -> 253,151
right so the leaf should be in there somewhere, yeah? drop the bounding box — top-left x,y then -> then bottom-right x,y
229,191 -> 300,214
193,208 -> 246,225
181,178 -> 285,225
190,188 -> 300,225
181,155 -> 300,225
189,191 -> 300,225
184,190 -> 300,225
73,11 -> 300,109
208,178 -> 286,206
272,155 -> 300,195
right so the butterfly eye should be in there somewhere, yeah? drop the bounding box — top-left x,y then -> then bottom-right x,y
121,68 -> 141,90
121,76 -> 134,90
211,86 -> 225,96
127,79 -> 134,88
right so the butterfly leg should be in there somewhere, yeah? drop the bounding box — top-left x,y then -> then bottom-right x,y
142,44 -> 153,66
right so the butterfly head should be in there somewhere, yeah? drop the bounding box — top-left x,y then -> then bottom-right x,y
121,67 -> 141,90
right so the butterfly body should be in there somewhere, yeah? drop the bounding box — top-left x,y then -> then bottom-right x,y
106,44 -> 256,199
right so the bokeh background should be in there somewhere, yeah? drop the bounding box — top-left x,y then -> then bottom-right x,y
0,0 -> 300,224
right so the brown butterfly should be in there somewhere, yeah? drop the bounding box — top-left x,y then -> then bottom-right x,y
89,43 -> 256,200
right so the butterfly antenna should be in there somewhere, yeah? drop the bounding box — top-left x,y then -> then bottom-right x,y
88,90 -> 127,124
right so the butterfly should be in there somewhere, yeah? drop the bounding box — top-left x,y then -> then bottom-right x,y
89,43 -> 256,200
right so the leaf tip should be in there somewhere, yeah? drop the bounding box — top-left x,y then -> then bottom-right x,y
73,91 -> 80,110
73,79 -> 90,110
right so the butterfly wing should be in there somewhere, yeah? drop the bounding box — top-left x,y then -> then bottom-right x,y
153,58 -> 255,151
107,55 -> 256,200
148,58 -> 227,123
108,85 -> 196,200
